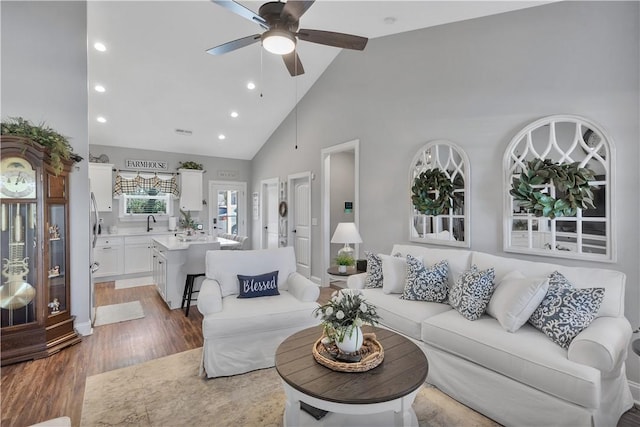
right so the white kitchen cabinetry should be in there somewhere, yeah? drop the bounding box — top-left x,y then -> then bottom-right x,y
152,244 -> 167,302
124,235 -> 153,274
89,163 -> 114,212
94,236 -> 124,278
179,169 -> 203,211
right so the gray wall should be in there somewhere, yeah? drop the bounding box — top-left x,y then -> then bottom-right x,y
89,144 -> 251,233
250,2 -> 640,386
330,151 -> 355,258
1,1 -> 91,334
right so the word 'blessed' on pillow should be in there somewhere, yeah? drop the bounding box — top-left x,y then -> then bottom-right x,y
401,255 -> 449,303
237,271 -> 280,298
528,271 -> 604,349
449,265 -> 496,321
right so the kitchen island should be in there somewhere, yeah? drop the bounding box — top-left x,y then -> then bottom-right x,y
151,235 -> 241,309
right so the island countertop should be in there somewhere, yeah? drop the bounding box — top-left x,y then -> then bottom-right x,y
152,235 -> 240,251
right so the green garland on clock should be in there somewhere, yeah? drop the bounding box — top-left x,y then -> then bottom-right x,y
510,158 -> 596,219
411,169 -> 454,216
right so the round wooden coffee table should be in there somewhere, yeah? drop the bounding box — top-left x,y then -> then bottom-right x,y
275,325 -> 428,426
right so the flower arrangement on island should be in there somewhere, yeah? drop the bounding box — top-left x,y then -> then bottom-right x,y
313,288 -> 380,348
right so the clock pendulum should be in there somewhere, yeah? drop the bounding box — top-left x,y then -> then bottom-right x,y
0,203 -> 35,310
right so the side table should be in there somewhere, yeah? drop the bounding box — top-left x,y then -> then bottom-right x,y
326,266 -> 364,287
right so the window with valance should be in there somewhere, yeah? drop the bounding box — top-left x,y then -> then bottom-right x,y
113,172 -> 179,217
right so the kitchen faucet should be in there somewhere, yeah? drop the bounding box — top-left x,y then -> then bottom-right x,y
147,215 -> 156,232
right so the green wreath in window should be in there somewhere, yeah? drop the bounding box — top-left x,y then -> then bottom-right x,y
411,169 -> 454,216
510,158 -> 596,219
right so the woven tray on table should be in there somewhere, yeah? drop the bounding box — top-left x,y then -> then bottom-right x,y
312,332 -> 384,372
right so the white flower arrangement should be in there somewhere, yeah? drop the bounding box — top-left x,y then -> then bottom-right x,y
314,288 -> 380,343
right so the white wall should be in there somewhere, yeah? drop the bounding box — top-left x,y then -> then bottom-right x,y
250,1 -> 640,386
1,1 -> 91,334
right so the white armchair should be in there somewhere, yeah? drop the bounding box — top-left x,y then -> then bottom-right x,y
197,246 -> 320,377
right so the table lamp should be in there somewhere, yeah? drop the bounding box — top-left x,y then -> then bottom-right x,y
331,222 -> 363,259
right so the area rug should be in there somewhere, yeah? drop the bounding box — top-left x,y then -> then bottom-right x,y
81,348 -> 499,426
114,276 -> 154,289
93,301 -> 144,326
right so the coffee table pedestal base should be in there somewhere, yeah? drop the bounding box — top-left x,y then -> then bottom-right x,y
282,381 -> 419,427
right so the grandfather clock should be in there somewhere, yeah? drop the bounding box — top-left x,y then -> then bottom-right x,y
1,137 -> 81,365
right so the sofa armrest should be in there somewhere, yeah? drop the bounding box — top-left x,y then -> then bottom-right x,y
287,272 -> 320,302
347,272 -> 366,289
196,278 -> 223,315
568,316 -> 632,374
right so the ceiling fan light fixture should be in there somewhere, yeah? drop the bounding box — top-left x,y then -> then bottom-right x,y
262,29 -> 296,55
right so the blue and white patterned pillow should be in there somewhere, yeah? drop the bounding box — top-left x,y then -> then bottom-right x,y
449,265 -> 496,321
401,255 -> 449,302
528,271 -> 604,349
364,251 -> 383,288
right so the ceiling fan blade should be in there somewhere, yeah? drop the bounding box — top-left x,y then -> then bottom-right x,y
282,51 -> 305,76
297,29 -> 368,50
281,0 -> 315,23
211,0 -> 268,29
206,34 -> 261,55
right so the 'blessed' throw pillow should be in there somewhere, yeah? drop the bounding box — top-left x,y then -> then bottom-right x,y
237,270 -> 280,298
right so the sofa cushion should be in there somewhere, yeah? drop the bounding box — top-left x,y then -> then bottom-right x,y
487,270 -> 549,332
361,288 -> 451,340
201,290 -> 318,339
381,254 -> 412,294
206,247 -> 297,297
449,265 -> 496,321
422,310 -> 601,409
364,251 -> 383,288
471,251 -> 625,318
529,272 -> 604,349
401,256 -> 449,302
392,244 -> 472,287
237,271 -> 280,298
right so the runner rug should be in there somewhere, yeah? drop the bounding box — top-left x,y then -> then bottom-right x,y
114,276 -> 154,289
81,348 -> 498,426
93,301 -> 144,327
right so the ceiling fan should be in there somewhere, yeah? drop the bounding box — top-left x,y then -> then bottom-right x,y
207,0 -> 368,76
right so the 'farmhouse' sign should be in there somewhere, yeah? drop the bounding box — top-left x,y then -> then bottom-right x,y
125,159 -> 168,171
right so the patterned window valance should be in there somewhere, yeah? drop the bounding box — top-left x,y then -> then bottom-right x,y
113,172 -> 179,197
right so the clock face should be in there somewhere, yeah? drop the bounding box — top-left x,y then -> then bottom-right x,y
1,157 -> 37,199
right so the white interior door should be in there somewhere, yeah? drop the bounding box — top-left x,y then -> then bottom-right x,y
288,172 -> 311,278
261,178 -> 279,249
208,181 -> 247,237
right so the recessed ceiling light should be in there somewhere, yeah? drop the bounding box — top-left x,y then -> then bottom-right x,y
247,82 -> 256,90
94,42 -> 107,52
230,111 -> 239,118
96,116 -> 107,123
94,84 -> 106,93
218,134 -> 226,140
383,16 -> 397,25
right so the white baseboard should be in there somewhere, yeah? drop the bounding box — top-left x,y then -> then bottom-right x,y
311,275 -> 322,285
629,380 -> 640,405
75,321 -> 93,336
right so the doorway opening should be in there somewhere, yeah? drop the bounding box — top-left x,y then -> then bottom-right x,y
260,177 -> 279,249
321,140 -> 360,285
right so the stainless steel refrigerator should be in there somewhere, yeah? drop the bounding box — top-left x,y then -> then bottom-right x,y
89,192 -> 100,326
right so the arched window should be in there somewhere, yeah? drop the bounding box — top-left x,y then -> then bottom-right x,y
409,140 -> 470,247
503,115 -> 615,262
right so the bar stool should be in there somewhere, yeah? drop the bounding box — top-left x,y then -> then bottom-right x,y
181,241 -> 220,317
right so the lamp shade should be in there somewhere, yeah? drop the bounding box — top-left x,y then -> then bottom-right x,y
331,222 -> 363,244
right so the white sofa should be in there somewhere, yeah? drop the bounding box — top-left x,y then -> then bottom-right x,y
348,244 -> 634,427
197,246 -> 320,377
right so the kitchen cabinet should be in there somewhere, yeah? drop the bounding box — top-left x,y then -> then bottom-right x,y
179,169 -> 203,211
124,235 -> 153,274
152,244 -> 167,302
1,137 -> 81,365
94,236 -> 124,278
89,163 -> 114,212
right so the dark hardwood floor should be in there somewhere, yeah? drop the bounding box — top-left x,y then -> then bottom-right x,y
1,282 -> 638,426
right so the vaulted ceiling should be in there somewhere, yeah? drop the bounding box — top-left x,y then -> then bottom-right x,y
87,1 -> 548,160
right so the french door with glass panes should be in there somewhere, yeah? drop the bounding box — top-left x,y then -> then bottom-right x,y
208,181 -> 246,237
